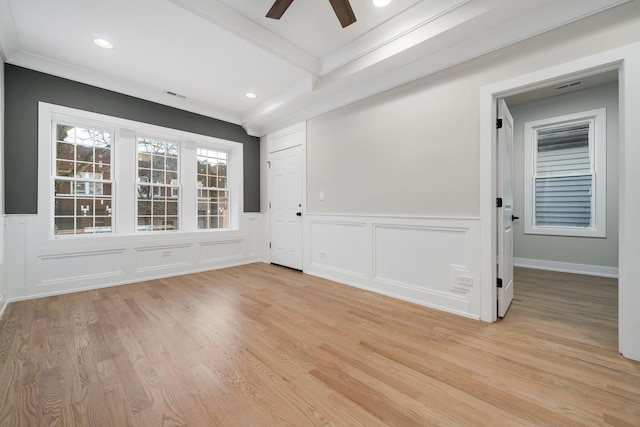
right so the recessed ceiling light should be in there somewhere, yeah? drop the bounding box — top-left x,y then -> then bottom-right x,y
373,0 -> 391,7
245,92 -> 257,99
93,38 -> 113,49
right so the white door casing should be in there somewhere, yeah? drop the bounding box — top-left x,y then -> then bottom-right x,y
270,144 -> 303,270
497,99 -> 515,317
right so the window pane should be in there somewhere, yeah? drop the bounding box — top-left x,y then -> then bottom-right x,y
166,201 -> 178,216
139,169 -> 151,183
152,154 -> 165,170
76,216 -> 94,233
152,201 -> 166,216
76,145 -> 93,162
197,160 -> 206,174
55,198 -> 74,216
152,170 -> 165,184
95,163 -> 111,180
54,217 -> 75,235
138,200 -> 151,216
166,157 -> 178,171
138,153 -> 151,168
55,180 -> 73,196
56,160 -> 75,177
57,142 -> 74,160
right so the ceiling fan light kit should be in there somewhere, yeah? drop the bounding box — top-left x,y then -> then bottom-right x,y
267,0 -> 357,28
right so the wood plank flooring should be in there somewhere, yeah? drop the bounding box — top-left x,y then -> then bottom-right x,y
0,263 -> 638,426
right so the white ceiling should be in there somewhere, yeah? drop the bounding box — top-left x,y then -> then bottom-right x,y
0,0 -> 630,136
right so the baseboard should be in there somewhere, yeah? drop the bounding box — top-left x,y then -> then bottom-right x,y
305,270 -> 481,321
514,257 -> 618,278
6,259 -> 260,304
0,296 -> 7,321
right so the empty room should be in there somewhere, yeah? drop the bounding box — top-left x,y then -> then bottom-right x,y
1,0 -> 640,425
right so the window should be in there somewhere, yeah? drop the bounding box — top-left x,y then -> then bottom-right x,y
137,138 -> 180,232
524,108 -> 606,237
196,148 -> 229,229
43,103 -> 243,238
53,122 -> 113,235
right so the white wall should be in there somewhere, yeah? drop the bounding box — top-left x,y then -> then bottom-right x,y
510,83 -> 619,274
0,59 -> 6,318
306,4 -> 640,325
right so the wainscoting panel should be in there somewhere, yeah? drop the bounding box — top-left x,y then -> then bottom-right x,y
309,220 -> 368,280
5,213 -> 264,301
305,214 -> 481,319
199,239 -> 245,265
134,244 -> 193,273
37,249 -> 126,285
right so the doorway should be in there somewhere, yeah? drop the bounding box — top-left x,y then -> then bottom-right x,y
497,73 -> 619,333
479,43 -> 640,361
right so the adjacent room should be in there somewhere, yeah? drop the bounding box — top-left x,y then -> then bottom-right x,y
1,0 -> 639,425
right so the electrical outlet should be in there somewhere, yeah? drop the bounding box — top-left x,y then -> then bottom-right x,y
458,275 -> 473,286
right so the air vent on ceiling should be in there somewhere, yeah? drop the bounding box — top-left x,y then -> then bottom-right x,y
165,90 -> 187,99
556,81 -> 583,90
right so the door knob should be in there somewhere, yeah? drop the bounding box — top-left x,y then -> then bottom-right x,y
512,215 -> 519,221
296,212 -> 302,216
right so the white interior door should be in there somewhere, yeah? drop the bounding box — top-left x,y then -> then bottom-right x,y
270,145 -> 303,270
497,99 -> 515,317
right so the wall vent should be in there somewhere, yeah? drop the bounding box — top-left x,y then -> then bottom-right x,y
556,81 -> 583,90
165,90 -> 187,99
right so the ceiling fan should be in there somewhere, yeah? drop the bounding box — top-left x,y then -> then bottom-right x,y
266,0 -> 357,28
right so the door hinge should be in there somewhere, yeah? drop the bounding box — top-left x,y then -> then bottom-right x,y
496,118 -> 503,129
269,202 -> 271,209
496,197 -> 503,208
269,242 -> 271,249
267,161 -> 271,169
497,278 -> 503,288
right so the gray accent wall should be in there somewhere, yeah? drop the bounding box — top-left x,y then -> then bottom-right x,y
508,83 -> 619,268
4,64 -> 260,214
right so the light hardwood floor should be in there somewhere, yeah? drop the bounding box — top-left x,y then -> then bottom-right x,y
0,263 -> 638,426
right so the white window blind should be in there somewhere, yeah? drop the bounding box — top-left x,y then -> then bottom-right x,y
535,123 -> 592,228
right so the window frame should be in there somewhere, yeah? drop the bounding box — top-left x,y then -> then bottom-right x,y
135,136 -> 182,233
523,108 -> 607,238
195,147 -> 230,231
39,103 -> 243,240
50,118 -> 116,238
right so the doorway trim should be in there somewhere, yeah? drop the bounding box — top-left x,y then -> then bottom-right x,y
479,41 -> 640,361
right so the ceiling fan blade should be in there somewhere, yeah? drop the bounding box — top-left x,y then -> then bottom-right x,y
266,0 -> 295,19
328,0 -> 356,28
